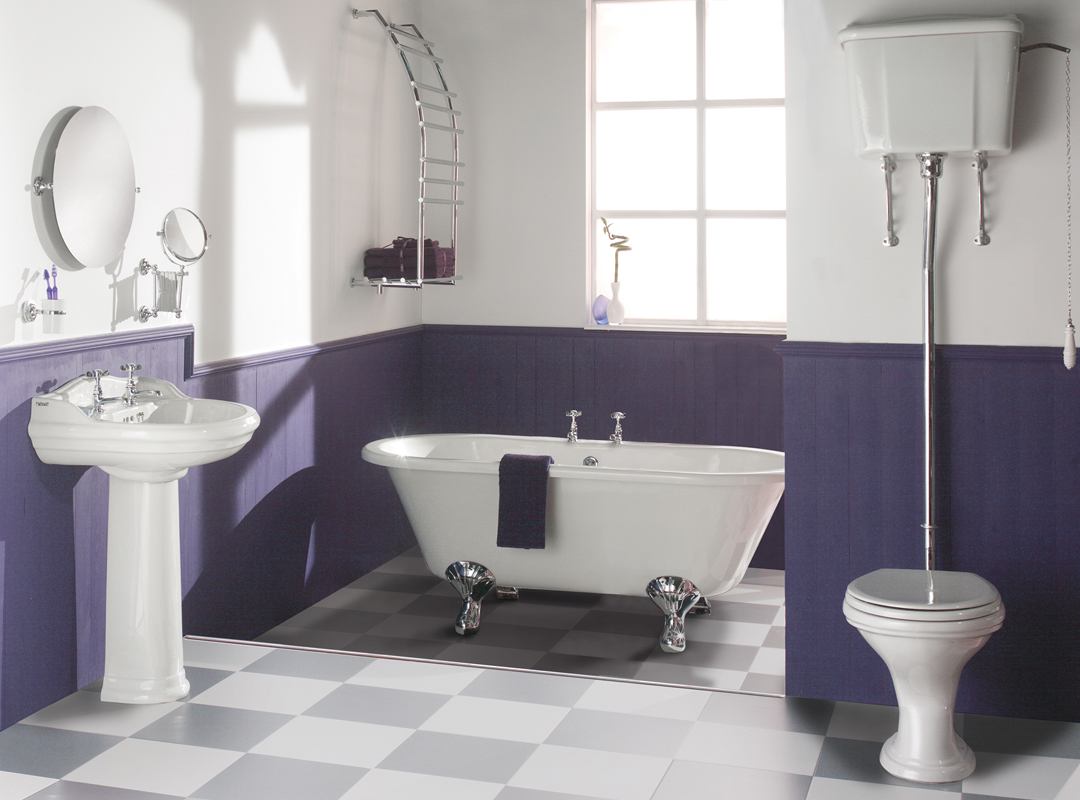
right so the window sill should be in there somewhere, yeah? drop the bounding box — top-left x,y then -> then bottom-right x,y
583,322 -> 786,335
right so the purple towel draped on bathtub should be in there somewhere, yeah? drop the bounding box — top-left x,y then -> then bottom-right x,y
497,453 -> 554,549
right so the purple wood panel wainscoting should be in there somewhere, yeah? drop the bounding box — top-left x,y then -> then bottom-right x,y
782,340 -> 1080,723
420,326 -> 786,570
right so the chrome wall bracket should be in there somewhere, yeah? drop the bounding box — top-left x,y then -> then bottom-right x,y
972,152 -> 990,245
21,300 -> 66,324
881,154 -> 899,246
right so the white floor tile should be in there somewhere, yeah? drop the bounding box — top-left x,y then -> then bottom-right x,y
249,715 -> 413,768
1053,761 -> 1080,800
508,744 -> 670,800
573,680 -> 711,721
0,771 -> 56,800
62,737 -> 242,796
962,752 -> 1080,800
748,647 -> 786,676
346,659 -> 483,695
676,721 -> 824,775
717,585 -> 786,605
419,695 -> 570,743
653,760 -> 811,800
773,605 -> 786,626
19,689 -> 181,737
189,671 -> 340,715
807,776 -> 946,799
183,638 -> 272,672
339,768 -> 503,800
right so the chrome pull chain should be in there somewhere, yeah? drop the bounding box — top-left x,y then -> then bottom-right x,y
972,152 -> 990,246
1065,53 -> 1075,369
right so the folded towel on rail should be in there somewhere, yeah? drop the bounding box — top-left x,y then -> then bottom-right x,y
497,453 -> 554,549
363,237 -> 455,280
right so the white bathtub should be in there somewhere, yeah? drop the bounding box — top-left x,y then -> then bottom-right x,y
362,433 -> 784,598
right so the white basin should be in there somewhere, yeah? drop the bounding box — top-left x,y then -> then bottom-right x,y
28,373 -> 259,704
29,374 -> 259,481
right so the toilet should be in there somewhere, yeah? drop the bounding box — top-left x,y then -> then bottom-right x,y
843,569 -> 1005,783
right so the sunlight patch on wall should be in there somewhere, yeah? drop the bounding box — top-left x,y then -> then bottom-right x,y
235,23 -> 306,106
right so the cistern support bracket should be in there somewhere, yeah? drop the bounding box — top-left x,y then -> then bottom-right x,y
881,154 -> 899,246
972,152 -> 990,246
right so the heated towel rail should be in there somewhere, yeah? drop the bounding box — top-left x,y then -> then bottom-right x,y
351,8 -> 462,293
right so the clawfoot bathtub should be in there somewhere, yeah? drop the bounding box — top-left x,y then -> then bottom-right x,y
361,433 -> 784,653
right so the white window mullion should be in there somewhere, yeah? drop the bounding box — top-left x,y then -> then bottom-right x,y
695,0 -> 707,326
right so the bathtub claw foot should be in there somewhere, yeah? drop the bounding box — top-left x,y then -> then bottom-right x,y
496,586 -> 519,601
446,561 -> 496,635
688,595 -> 712,616
647,576 -> 702,654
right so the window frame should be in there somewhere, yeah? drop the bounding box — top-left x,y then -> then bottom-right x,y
587,0 -> 786,333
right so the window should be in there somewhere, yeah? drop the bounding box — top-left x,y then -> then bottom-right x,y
590,0 -> 786,330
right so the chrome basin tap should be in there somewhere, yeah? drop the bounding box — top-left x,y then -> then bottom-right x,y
86,369 -> 123,417
120,363 -> 162,406
610,411 -> 626,445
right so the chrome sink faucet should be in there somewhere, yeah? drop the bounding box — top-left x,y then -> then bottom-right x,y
120,363 -> 162,406
610,411 -> 626,445
566,410 -> 581,442
86,369 -> 123,417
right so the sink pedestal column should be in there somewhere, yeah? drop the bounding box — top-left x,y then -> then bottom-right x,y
100,468 -> 190,704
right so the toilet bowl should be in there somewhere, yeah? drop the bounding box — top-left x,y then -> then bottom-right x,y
843,569 -> 1005,784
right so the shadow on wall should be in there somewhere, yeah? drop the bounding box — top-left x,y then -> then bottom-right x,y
183,466 -> 320,640
0,399 -> 88,729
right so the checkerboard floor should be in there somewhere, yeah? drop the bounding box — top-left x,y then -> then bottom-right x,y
255,547 -> 787,695
2,638 -> 1076,799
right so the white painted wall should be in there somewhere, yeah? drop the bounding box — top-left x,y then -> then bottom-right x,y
0,0 -> 422,364
789,0 -> 1077,345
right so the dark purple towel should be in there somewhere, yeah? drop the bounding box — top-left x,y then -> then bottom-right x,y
497,453 -> 554,549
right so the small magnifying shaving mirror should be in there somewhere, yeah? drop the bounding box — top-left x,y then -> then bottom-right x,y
159,208 -> 209,266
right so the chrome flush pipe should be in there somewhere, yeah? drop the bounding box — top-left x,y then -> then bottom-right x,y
918,153 -> 945,572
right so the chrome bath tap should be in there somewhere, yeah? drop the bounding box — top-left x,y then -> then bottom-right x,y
120,363 -> 161,406
610,411 -> 626,445
86,369 -> 123,417
566,410 -> 582,442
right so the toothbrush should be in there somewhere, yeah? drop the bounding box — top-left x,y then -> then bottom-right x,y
43,269 -> 52,300
51,265 -> 58,300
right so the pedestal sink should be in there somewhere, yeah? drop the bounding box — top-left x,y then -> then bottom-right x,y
28,371 -> 259,703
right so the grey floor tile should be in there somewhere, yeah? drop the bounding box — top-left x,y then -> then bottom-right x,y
550,630 -> 656,661
962,713 -> 1080,759
496,788 -> 603,800
276,606 -> 389,635
132,703 -> 293,751
367,612 -> 461,642
342,633 -> 455,660
741,672 -> 787,696
188,753 -> 365,800
315,587 -> 417,614
457,622 -> 569,652
461,669 -> 593,707
572,610 -> 662,638
184,667 -> 234,701
590,594 -> 659,615
303,683 -> 450,728
241,647 -> 372,682
532,652 -> 644,681
544,708 -> 694,758
377,730 -> 537,783
375,553 -> 434,576
437,642 -> 547,670
0,724 -> 122,779
653,760 -> 811,800
643,639 -> 758,671
633,661 -> 744,691
483,601 -> 592,630
814,737 -> 962,792
398,593 -> 485,620
707,602 -> 782,625
349,571 -> 443,594
516,589 -> 603,610
763,626 -> 786,648
700,693 -> 835,735
255,626 -> 360,651
27,781 -> 183,799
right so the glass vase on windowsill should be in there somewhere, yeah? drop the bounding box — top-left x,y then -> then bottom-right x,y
601,217 -> 630,325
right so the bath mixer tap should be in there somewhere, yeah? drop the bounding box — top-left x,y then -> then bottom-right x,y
120,363 -> 162,406
610,411 -> 626,445
566,410 -> 581,442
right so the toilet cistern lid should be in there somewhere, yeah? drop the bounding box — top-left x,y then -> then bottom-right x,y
847,569 -> 1000,611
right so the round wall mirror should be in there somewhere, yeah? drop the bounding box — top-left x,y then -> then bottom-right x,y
33,106 -> 137,271
160,208 -> 209,266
